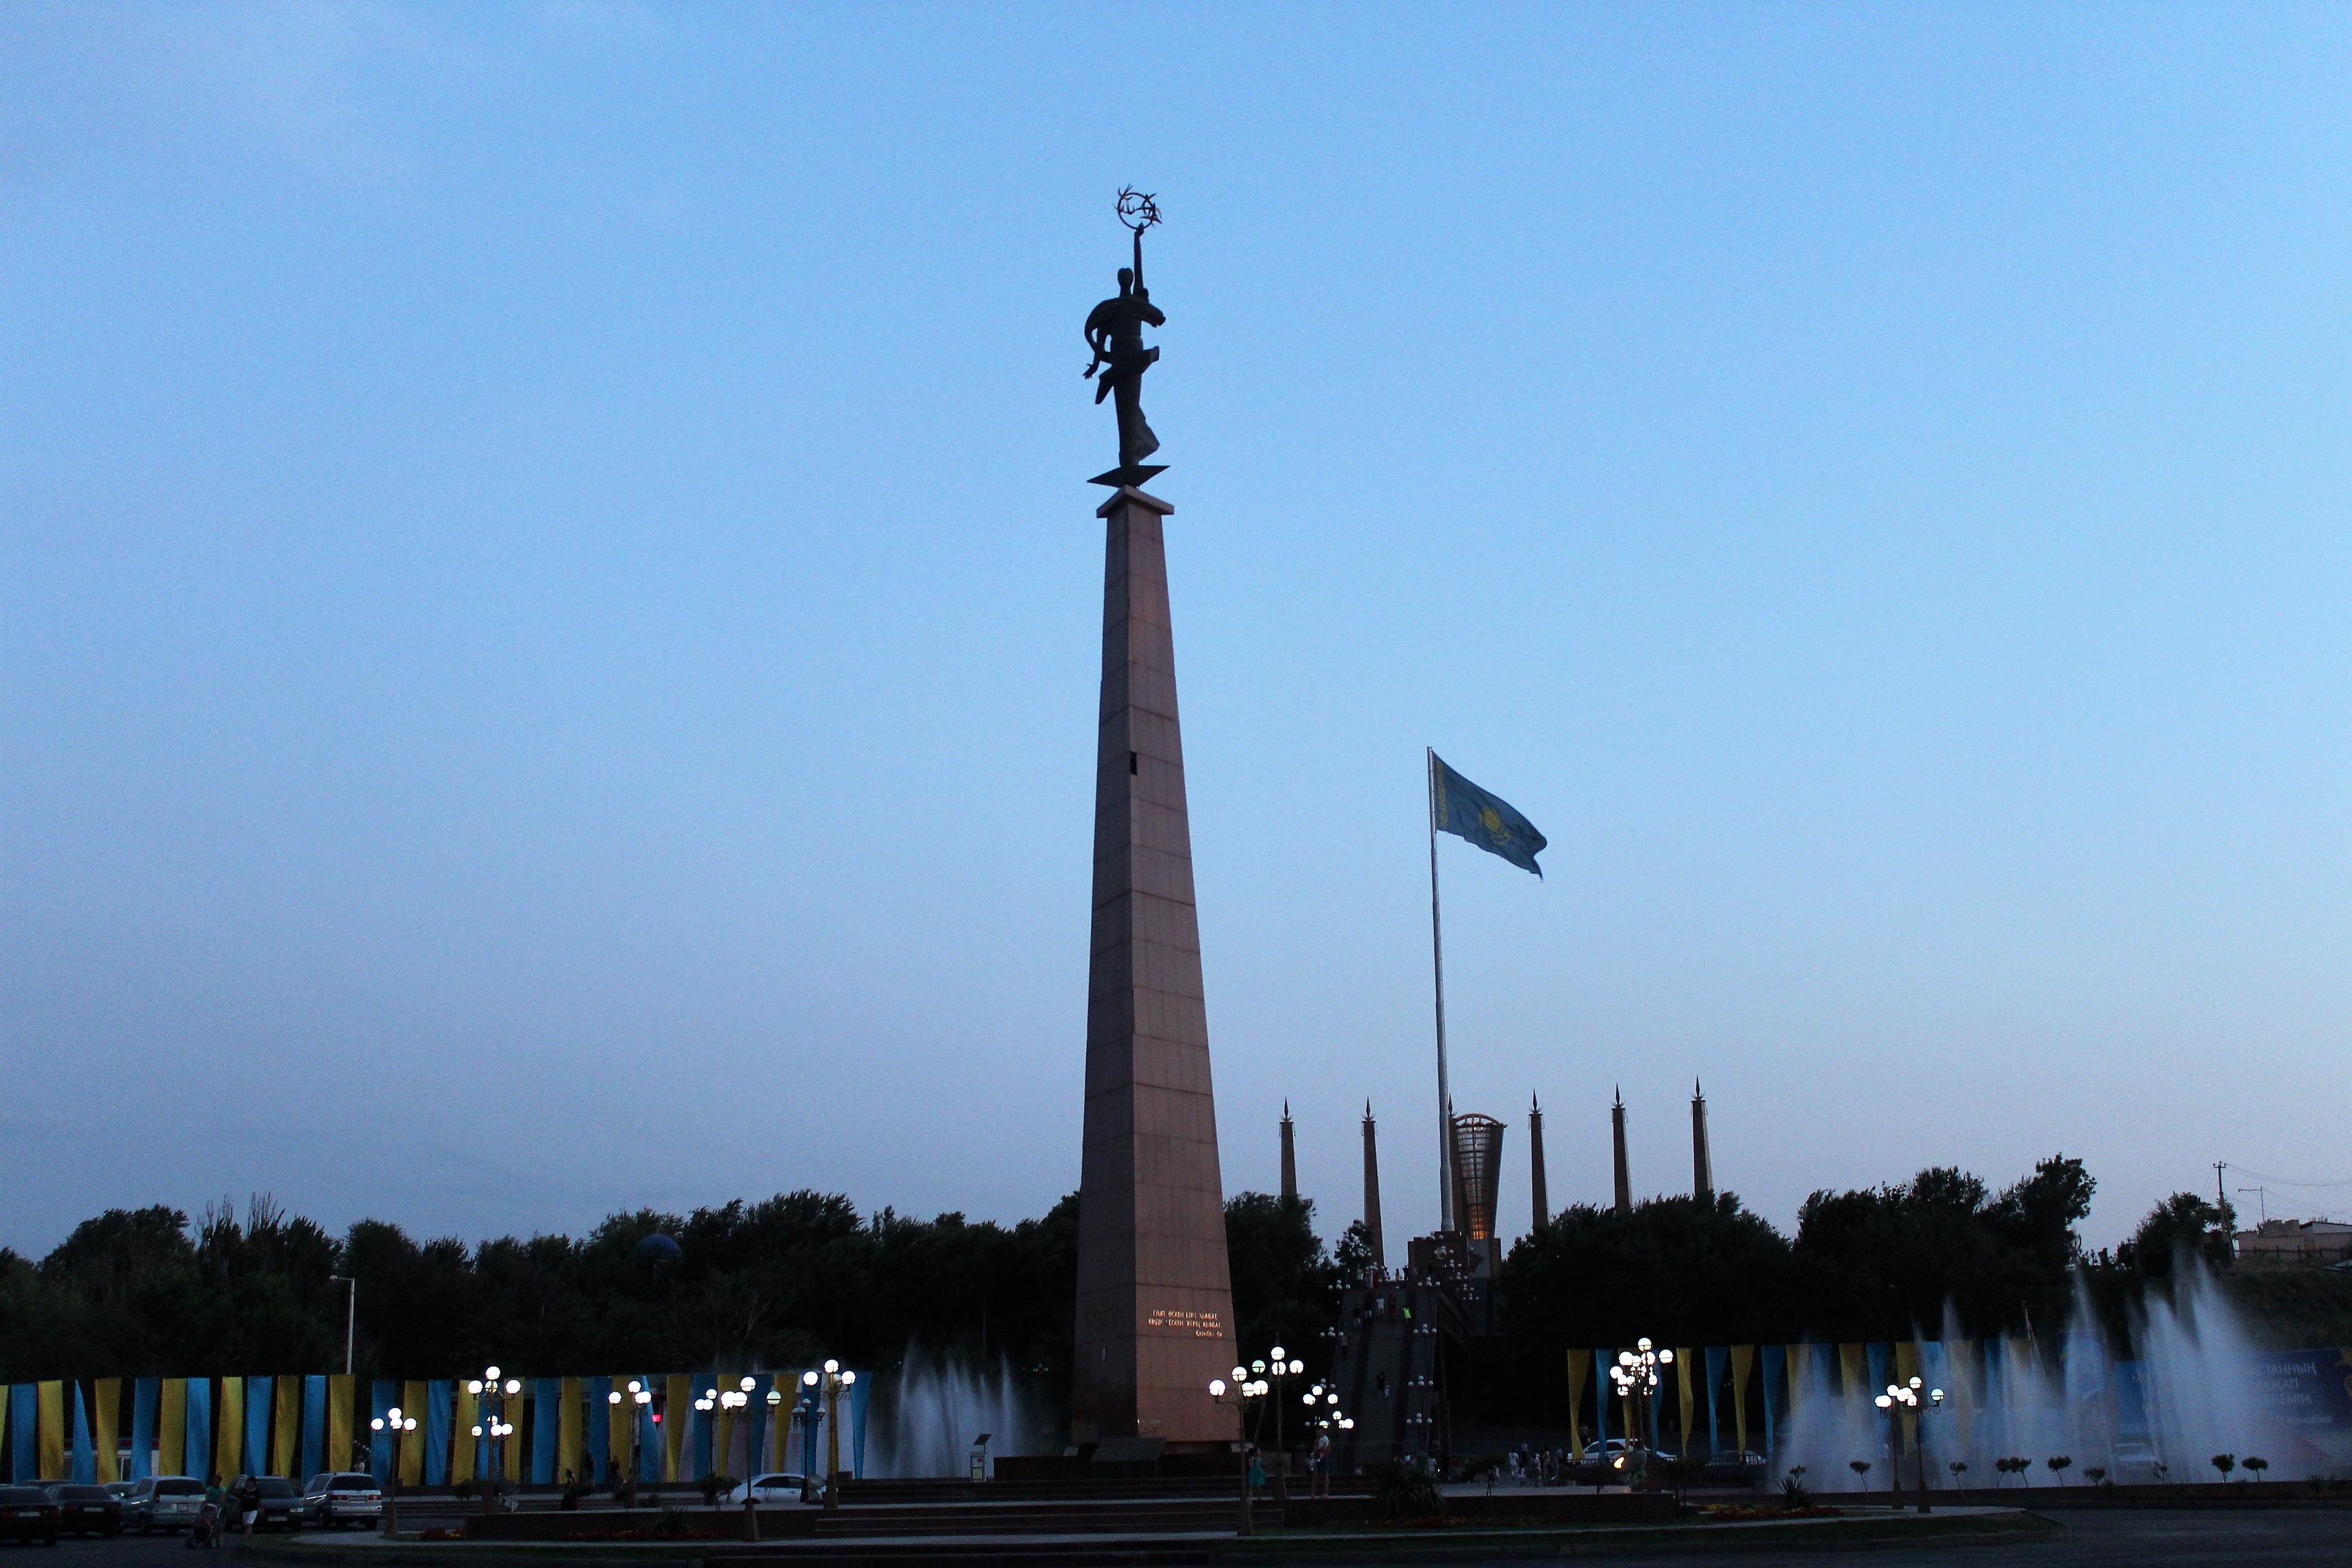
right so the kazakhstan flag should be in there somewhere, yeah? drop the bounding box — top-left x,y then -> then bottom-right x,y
1431,753 -> 1547,877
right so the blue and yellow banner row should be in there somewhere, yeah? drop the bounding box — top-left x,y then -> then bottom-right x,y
5,1371 -> 865,1486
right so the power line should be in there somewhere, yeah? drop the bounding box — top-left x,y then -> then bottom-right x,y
2220,1163 -> 2352,1189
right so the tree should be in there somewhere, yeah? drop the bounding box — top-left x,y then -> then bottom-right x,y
2211,1454 -> 2236,1482
1224,1194 -> 1342,1379
2242,1456 -> 2268,1482
2047,1456 -> 2072,1485
2117,1193 -> 2234,1277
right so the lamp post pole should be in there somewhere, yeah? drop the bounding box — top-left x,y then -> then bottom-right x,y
1207,1371 -> 1268,1537
607,1381 -> 653,1507
1874,1378 -> 1942,1514
1607,1339 -> 1674,1490
368,1408 -> 417,1537
468,1366 -> 521,1516
814,1361 -> 855,1510
794,1375 -> 823,1496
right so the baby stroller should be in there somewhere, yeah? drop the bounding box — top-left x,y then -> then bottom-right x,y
185,1502 -> 224,1550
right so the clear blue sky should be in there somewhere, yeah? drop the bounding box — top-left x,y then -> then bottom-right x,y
5,4 -> 2349,1258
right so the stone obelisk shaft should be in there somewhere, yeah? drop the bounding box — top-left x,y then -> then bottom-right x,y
1611,1090 -> 1632,1216
1362,1102 -> 1385,1271
1071,485 -> 1239,1448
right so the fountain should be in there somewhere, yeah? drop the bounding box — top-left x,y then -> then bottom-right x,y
870,1348 -> 1039,1477
1774,1260 -> 2349,1490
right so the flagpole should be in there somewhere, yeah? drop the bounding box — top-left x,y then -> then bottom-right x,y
1427,747 -> 1456,1233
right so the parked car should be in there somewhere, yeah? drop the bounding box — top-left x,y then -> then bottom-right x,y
719,1473 -> 811,1507
103,1483 -> 135,1503
227,1476 -> 306,1531
124,1475 -> 206,1533
0,1486 -> 60,1546
42,1486 -> 121,1538
300,1473 -> 383,1529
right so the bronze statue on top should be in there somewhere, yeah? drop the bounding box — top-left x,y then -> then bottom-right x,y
1085,189 -> 1167,487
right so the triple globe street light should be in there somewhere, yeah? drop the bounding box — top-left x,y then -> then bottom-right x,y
467,1365 -> 523,1513
1874,1375 -> 1945,1513
367,1406 -> 419,1536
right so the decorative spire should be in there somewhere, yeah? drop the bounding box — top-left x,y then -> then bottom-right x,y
1279,1099 -> 1298,1205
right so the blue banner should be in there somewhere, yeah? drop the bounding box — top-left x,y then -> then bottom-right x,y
368,1382 -> 397,1482
586,1377 -> 610,1480
70,1383 -> 93,1483
10,1386 -> 33,1482
244,1377 -> 271,1479
184,1379 -> 211,1484
423,1382 -> 451,1486
300,1377 -> 326,1480
532,1379 -> 559,1484
131,1379 -> 159,1482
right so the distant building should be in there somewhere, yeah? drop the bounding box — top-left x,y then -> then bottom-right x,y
2235,1218 -> 2352,1269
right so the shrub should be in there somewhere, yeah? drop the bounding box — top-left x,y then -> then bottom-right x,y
1949,1460 -> 1969,1484
697,1473 -> 738,1507
1780,1469 -> 1812,1510
1371,1458 -> 1441,1520
2083,1467 -> 2107,1486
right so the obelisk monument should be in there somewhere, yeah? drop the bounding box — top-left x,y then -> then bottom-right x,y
1071,192 -> 1240,1449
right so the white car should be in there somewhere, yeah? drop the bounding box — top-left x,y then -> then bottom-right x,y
720,1473 -> 811,1507
123,1476 -> 205,1535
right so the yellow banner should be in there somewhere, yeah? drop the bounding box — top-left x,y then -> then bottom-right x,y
1838,1343 -> 1865,1401
607,1379 -> 634,1480
1729,1346 -> 1753,1457
399,1382 -> 426,1486
159,1380 -> 186,1477
1782,1344 -> 1805,1416
273,1377 -> 300,1477
663,1375 -> 691,1482
559,1379 -> 583,1484
218,1379 -> 245,1479
453,1385 -> 478,1483
328,1377 -> 354,1474
1893,1341 -> 1921,1453
37,1382 -> 65,1480
1673,1350 -> 1695,1456
95,1379 -> 121,1484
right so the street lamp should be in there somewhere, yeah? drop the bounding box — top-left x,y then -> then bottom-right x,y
1874,1376 -> 1944,1513
607,1379 -> 654,1505
1208,1369 -> 1271,1535
812,1362 -> 855,1510
1607,1339 -> 1675,1488
466,1367 -> 522,1514
794,1373 -> 825,1494
368,1407 -> 419,1537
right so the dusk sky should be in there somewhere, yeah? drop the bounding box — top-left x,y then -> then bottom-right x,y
6,4 -> 2350,1259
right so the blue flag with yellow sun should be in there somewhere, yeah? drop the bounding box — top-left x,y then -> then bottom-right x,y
1431,753 -> 1547,877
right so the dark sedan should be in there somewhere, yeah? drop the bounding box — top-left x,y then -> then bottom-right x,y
227,1477 -> 305,1531
0,1486 -> 59,1546
41,1486 -> 118,1539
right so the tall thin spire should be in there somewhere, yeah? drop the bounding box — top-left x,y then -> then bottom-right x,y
1610,1088 -> 1631,1216
1362,1099 -> 1385,1273
1279,1100 -> 1298,1205
1691,1079 -> 1713,1203
1528,1093 -> 1550,1230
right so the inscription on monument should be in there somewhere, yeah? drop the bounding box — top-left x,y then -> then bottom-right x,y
1144,1307 -> 1226,1339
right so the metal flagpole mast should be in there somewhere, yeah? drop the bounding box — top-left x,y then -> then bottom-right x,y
1427,747 -> 1456,1232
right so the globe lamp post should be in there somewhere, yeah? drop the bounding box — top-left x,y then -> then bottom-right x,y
607,1380 -> 653,1505
466,1366 -> 522,1514
815,1361 -> 855,1509
1208,1371 -> 1269,1536
1607,1339 -> 1673,1488
1874,1377 -> 1944,1513
368,1408 -> 418,1537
